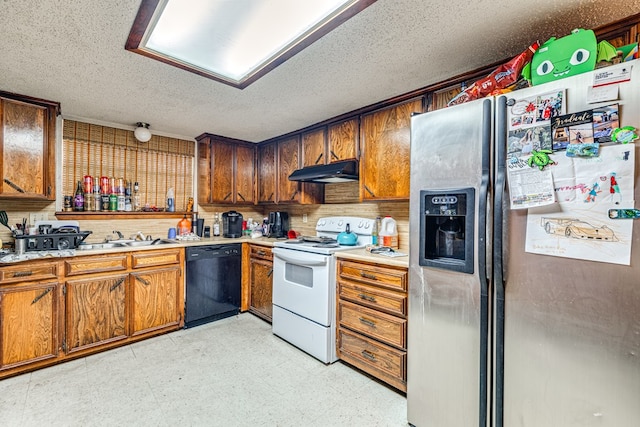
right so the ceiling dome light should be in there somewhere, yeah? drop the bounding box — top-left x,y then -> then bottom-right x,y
134,122 -> 152,142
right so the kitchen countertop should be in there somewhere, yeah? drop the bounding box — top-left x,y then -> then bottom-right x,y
0,236 -> 408,268
334,248 -> 409,268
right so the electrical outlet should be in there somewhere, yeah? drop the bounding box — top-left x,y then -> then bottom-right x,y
29,213 -> 48,224
302,214 -> 308,223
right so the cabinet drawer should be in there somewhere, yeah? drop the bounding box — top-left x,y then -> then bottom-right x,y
338,260 -> 407,292
339,280 -> 406,317
338,300 -> 406,349
131,249 -> 182,269
0,261 -> 58,284
250,245 -> 272,260
338,327 -> 406,390
64,254 -> 127,277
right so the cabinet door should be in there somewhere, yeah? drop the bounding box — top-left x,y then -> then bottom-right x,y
328,118 -> 358,162
0,282 -> 59,369
0,96 -> 56,199
258,142 -> 276,203
302,128 -> 326,167
249,257 -> 273,322
197,140 -> 212,204
130,266 -> 181,336
235,143 -> 255,204
360,98 -> 423,200
65,274 -> 127,354
210,141 -> 235,203
276,136 -> 301,203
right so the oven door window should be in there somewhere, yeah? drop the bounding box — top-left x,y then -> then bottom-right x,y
285,263 -> 313,288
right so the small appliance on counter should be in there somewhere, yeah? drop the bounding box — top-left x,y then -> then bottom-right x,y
17,220 -> 91,251
222,211 -> 243,238
267,211 -> 289,238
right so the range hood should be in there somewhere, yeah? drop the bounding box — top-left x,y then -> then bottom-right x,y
288,160 -> 358,183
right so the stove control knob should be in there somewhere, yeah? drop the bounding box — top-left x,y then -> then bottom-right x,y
337,220 -> 343,227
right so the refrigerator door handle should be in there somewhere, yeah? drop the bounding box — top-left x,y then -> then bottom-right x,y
493,95 -> 508,427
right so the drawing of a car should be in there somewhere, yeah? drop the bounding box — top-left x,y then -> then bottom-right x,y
541,217 -> 617,241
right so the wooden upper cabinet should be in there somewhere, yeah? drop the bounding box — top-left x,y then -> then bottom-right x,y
360,97 -> 424,200
196,134 -> 256,205
328,118 -> 358,162
0,92 -> 58,200
211,141 -> 235,203
302,128 -> 326,167
197,140 -> 211,204
235,144 -> 255,204
257,142 -> 276,203
276,136 -> 302,203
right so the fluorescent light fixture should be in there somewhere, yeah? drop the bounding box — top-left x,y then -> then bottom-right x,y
126,0 -> 377,89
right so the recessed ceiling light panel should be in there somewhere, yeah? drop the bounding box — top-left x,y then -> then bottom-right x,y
126,0 -> 377,89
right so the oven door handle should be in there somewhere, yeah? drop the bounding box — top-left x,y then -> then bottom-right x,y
274,250 -> 329,266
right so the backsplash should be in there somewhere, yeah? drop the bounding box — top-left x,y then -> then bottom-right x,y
1,189 -> 409,250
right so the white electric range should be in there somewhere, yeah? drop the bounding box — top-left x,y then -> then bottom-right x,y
271,216 -> 375,363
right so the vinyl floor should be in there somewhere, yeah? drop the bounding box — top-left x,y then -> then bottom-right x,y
0,313 -> 407,426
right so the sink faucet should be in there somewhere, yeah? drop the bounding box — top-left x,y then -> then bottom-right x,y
113,230 -> 124,239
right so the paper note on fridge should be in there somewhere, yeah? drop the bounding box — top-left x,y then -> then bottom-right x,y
586,84 -> 619,104
507,158 -> 556,209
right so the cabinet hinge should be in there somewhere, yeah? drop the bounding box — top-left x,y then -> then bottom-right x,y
61,340 -> 67,353
63,284 -> 66,295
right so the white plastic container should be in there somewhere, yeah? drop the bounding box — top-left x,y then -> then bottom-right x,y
379,216 -> 398,249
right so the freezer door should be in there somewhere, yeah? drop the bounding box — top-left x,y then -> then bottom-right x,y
408,97 -> 494,427
499,62 -> 640,426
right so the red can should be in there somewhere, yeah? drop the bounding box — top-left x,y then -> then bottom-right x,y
83,175 -> 93,194
100,176 -> 110,194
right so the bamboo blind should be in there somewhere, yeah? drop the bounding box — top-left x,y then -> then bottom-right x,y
62,120 -> 194,210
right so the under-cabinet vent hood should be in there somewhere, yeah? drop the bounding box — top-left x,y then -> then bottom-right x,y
288,160 -> 358,184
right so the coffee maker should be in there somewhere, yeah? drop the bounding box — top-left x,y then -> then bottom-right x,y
267,211 -> 289,238
222,211 -> 243,238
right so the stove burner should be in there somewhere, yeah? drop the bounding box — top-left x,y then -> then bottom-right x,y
313,243 -> 340,248
303,236 -> 337,244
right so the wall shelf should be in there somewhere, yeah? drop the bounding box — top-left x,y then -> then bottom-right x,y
55,211 -> 191,220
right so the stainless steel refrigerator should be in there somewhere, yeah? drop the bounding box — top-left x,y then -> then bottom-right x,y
407,61 -> 640,426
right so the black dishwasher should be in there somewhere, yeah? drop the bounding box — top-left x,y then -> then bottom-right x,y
184,244 -> 241,328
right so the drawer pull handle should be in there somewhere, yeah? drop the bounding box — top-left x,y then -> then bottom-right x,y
358,293 -> 376,302
361,350 -> 376,361
267,268 -> 273,278
360,272 -> 377,280
135,276 -> 151,286
110,277 -> 125,292
13,270 -> 34,278
257,250 -> 266,256
359,317 -> 376,328
32,288 -> 52,305
223,192 -> 232,201
237,192 -> 246,201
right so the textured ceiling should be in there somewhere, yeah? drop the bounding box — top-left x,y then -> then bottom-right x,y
1,0 -> 638,142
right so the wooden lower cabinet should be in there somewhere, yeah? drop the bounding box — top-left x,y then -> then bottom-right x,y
65,274 -> 127,354
0,280 -> 60,370
130,266 -> 182,336
248,245 -> 273,322
0,247 -> 184,379
336,259 -> 408,392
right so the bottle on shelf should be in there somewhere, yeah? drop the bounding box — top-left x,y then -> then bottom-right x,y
124,181 -> 132,212
213,213 -> 221,236
133,182 -> 141,212
167,188 -> 175,212
73,181 -> 84,211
